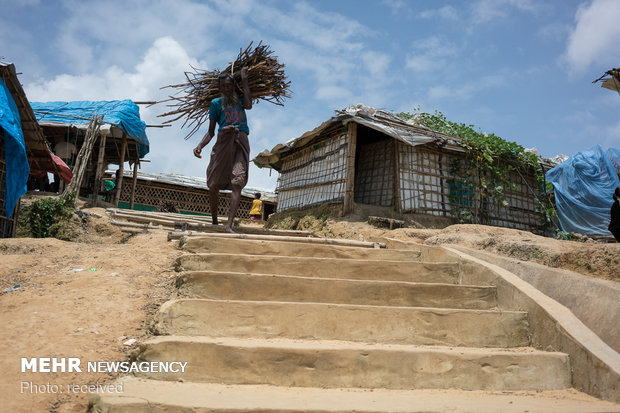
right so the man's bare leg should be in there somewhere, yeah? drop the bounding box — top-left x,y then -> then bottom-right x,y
225,184 -> 242,233
209,185 -> 220,225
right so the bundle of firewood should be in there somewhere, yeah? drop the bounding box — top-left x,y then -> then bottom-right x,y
159,41 -> 291,140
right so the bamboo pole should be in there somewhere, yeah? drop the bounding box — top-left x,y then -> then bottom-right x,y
170,231 -> 385,248
130,160 -> 139,209
114,135 -> 128,206
93,128 -> 108,202
393,139 -> 402,213
108,209 -> 314,236
63,114 -> 103,198
343,122 -> 357,215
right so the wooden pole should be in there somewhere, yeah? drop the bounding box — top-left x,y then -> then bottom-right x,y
170,231 -> 386,248
63,114 -> 103,198
114,135 -> 128,207
130,160 -> 139,209
343,122 -> 357,216
393,139 -> 402,213
93,128 -> 108,202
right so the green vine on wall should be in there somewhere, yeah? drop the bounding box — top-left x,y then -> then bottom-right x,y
397,110 -> 556,231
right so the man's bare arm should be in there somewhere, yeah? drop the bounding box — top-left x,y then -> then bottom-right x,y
241,67 -> 252,110
193,119 -> 217,158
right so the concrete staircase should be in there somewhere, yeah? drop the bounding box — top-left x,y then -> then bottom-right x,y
90,235 -> 620,412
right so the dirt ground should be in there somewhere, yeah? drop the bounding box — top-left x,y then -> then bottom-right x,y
1,199 -> 619,413
0,206 -> 180,412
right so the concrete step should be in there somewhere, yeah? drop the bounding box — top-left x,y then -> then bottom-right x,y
152,299 -> 528,347
177,271 -> 497,309
133,336 -> 570,391
175,253 -> 461,283
90,378 -> 620,413
182,236 -> 447,261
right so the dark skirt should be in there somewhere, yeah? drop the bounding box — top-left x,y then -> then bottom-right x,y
206,129 -> 249,190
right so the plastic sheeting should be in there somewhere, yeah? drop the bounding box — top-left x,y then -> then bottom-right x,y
546,145 -> 620,235
0,78 -> 29,219
31,100 -> 150,157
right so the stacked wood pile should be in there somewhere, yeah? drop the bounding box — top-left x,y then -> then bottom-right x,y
159,41 -> 291,140
106,208 -> 311,237
106,208 -> 386,248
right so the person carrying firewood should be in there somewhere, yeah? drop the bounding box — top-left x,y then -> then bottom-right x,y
193,66 -> 252,233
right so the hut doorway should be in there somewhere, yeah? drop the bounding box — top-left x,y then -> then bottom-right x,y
353,125 -> 395,208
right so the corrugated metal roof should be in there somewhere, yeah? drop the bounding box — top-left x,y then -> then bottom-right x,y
109,170 -> 277,203
253,104 -> 558,171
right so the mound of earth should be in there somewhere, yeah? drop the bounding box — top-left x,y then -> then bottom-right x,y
270,216 -> 619,281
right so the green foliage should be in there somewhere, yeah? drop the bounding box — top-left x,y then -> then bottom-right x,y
398,110 -> 556,230
28,193 -> 77,238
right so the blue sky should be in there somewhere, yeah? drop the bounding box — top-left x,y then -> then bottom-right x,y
2,0 -> 619,191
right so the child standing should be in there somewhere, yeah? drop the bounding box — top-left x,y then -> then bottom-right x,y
249,192 -> 263,221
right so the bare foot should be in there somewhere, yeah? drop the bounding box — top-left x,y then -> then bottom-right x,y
224,225 -> 236,234
212,220 -> 219,226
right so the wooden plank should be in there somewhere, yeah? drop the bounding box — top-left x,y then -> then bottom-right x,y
171,232 -> 386,248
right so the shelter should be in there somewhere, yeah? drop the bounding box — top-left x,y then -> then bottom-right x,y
546,145 -> 620,237
31,100 -> 150,205
110,170 -> 276,220
255,105 -> 554,233
0,63 -> 71,238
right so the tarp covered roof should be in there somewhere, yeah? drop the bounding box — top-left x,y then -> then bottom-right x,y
546,145 -> 620,236
1,63 -> 71,219
31,100 -> 150,158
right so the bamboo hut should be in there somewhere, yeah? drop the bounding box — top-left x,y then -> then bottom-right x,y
31,100 -> 150,206
255,105 -> 555,233
109,170 -> 276,220
0,63 -> 72,238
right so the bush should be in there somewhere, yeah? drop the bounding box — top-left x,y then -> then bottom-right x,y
28,193 -> 77,239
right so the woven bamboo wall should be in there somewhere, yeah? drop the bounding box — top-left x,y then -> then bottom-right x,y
398,143 -> 543,232
354,137 -> 394,207
276,129 -> 348,211
0,129 -> 18,238
118,178 -> 254,218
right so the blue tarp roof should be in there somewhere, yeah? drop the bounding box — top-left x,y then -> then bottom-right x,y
0,78 -> 29,219
546,145 -> 620,236
31,100 -> 150,157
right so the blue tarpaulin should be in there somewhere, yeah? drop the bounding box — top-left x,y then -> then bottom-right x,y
546,145 -> 620,236
31,100 -> 150,157
0,78 -> 29,219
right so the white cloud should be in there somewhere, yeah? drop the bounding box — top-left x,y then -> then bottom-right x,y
26,37 -> 200,104
316,85 -> 354,102
427,74 -> 505,101
564,0 -> 620,76
380,0 -> 409,16
405,37 -> 458,73
362,51 -> 391,78
24,37 -> 213,181
418,6 -> 458,20
471,0 -> 539,23
53,0 -> 219,73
